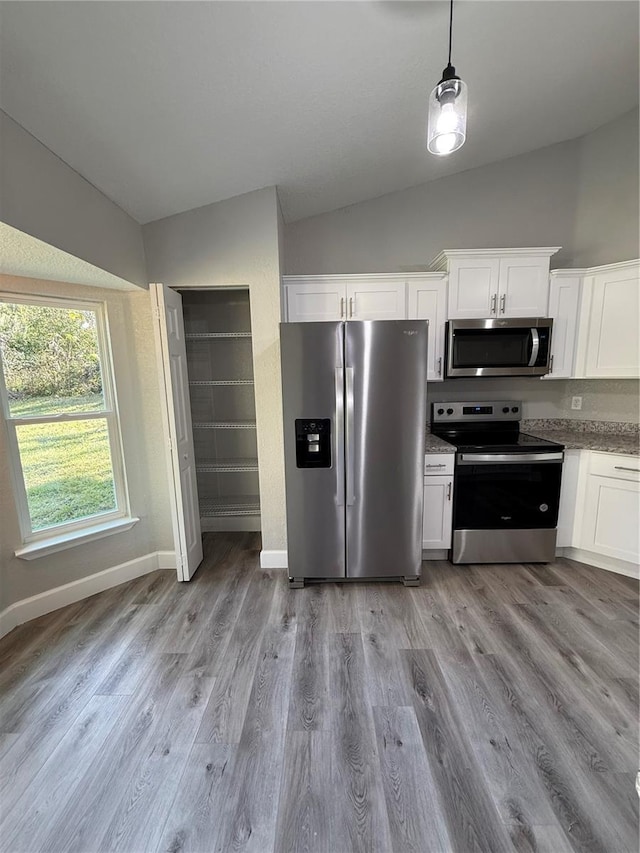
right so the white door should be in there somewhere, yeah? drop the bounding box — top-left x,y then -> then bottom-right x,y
497,256 -> 550,317
347,279 -> 406,320
407,277 -> 447,380
151,283 -> 203,581
422,476 -> 453,549
447,258 -> 500,319
284,280 -> 346,322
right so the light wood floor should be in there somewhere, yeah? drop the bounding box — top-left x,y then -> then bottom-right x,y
0,533 -> 638,853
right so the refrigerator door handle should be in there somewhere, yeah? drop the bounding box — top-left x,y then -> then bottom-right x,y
335,368 -> 345,506
345,366 -> 356,505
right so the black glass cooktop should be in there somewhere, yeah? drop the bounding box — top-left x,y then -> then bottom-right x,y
433,427 -> 564,454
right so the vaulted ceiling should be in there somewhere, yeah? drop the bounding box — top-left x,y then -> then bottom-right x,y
1,1 -> 638,224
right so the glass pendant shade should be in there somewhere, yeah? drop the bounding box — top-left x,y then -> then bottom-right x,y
427,74 -> 467,156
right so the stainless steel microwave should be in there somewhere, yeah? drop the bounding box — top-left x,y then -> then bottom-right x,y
446,317 -> 553,377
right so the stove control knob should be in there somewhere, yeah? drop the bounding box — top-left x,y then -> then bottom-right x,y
512,406 -> 519,413
446,408 -> 454,415
502,407 -> 509,413
437,408 -> 444,415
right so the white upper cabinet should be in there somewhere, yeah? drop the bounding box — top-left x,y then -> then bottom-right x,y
432,248 -> 559,319
498,256 -> 551,316
545,271 -> 583,379
347,278 -> 407,320
574,260 -> 640,378
283,276 -> 406,322
284,277 -> 348,322
446,257 -> 500,319
406,275 -> 448,381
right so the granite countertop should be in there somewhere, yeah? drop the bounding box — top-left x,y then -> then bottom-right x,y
521,419 -> 640,457
424,419 -> 640,457
424,432 -> 455,454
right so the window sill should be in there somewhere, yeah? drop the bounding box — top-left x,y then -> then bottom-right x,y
15,516 -> 140,561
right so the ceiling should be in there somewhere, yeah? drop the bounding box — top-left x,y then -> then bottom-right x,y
1,2 -> 638,225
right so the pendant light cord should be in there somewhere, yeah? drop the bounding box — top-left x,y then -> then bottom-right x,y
448,0 -> 454,66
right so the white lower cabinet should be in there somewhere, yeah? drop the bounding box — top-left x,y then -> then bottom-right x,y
422,454 -> 454,550
556,449 -> 581,547
579,453 -> 640,564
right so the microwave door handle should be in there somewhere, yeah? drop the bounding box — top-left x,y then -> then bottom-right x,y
528,328 -> 540,367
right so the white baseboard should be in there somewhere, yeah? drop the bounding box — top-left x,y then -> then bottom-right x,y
260,549 -> 288,569
422,549 -> 449,561
157,550 -> 177,570
558,547 -> 639,580
0,550 -> 176,640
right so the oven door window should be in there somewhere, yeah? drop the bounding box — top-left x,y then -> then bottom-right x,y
452,328 -> 532,369
454,462 -> 562,529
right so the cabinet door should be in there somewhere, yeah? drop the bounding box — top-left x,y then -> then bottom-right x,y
498,256 -> 550,317
347,279 -> 406,320
584,265 -> 640,377
407,278 -> 447,381
556,450 -> 582,547
581,474 -> 640,563
545,275 -> 581,379
422,476 -> 453,549
447,259 -> 500,319
284,280 -> 346,322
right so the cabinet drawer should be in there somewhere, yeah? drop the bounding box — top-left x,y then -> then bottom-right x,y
424,454 -> 454,476
589,452 -> 640,482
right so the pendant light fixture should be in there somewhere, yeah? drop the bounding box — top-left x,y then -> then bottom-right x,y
427,0 -> 468,156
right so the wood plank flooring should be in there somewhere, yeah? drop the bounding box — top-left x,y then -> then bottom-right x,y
0,533 -> 638,853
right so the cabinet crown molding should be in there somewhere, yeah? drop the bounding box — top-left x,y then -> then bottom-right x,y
282,272 -> 447,282
551,258 -> 639,277
431,247 -> 561,271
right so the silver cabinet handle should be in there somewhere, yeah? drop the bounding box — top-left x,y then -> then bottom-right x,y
425,463 -> 446,468
446,482 -> 452,501
490,293 -> 497,315
349,297 -> 354,318
549,354 -> 554,374
500,293 -> 506,314
437,356 -> 442,376
335,368 -> 345,506
340,297 -> 345,318
614,466 -> 640,473
345,367 -> 355,505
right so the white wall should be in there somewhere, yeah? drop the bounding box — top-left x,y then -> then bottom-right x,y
573,108 -> 640,267
142,186 -> 286,553
428,378 -> 640,424
284,138 -> 580,274
0,112 -> 147,288
284,110 -> 639,275
0,274 -> 172,613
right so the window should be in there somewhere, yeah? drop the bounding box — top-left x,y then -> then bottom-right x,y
0,294 -> 134,555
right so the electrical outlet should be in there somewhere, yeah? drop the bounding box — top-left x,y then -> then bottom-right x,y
571,396 -> 582,410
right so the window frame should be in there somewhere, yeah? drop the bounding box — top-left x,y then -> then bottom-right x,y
0,292 -> 132,546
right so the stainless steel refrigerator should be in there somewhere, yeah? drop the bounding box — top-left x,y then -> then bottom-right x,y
280,320 -> 428,587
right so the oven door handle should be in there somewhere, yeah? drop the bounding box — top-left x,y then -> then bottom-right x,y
528,328 -> 540,367
458,452 -> 564,465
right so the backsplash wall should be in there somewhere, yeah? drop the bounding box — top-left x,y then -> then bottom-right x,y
427,378 -> 639,424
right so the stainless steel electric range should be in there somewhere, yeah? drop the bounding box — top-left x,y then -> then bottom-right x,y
431,401 -> 565,564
